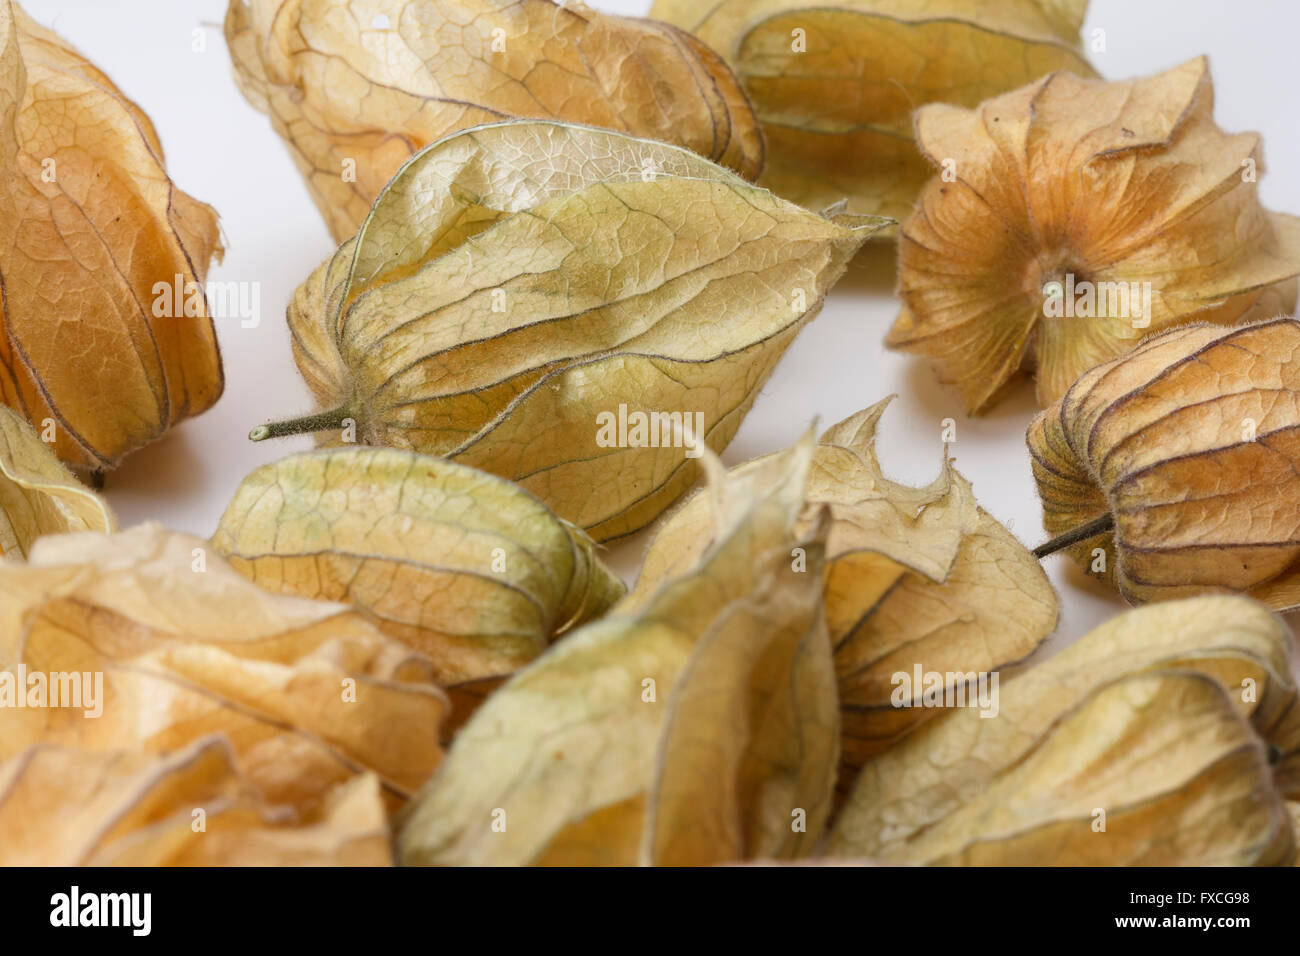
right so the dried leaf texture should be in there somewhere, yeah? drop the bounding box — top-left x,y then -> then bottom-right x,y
1029,318 -> 1300,611
889,58 -> 1300,412
212,447 -> 626,684
831,597 -> 1300,864
0,524 -> 449,815
631,398 -> 1056,775
398,439 -> 839,866
265,120 -> 884,541
0,737 -> 392,865
650,0 -> 1094,220
0,1 -> 224,469
0,405 -> 115,558
225,0 -> 764,242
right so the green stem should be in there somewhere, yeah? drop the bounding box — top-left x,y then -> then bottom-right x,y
1032,513 -> 1115,559
249,405 -> 355,442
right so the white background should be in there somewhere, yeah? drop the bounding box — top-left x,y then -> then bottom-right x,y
21,0 -> 1300,657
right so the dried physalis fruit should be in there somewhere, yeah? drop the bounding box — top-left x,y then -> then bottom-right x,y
399,438 -> 839,866
0,1 -> 224,470
631,398 -> 1056,775
0,524 -> 448,815
650,0 -> 1094,220
1029,318 -> 1300,610
225,0 -> 764,242
0,738 -> 392,865
831,596 -> 1300,865
212,447 -> 625,684
889,57 -> 1300,413
0,406 -> 115,559
251,120 -> 884,541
